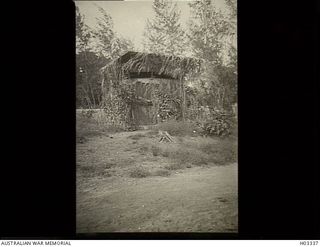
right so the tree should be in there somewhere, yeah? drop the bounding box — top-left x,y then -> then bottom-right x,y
76,52 -> 107,108
188,0 -> 237,111
91,6 -> 134,60
76,6 -> 91,54
76,5 -> 134,108
143,0 -> 187,56
76,6 -> 100,108
225,0 -> 237,69
188,0 -> 229,64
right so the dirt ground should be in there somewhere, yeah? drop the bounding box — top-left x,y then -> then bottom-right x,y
77,130 -> 238,233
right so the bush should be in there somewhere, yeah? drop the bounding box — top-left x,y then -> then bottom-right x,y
129,166 -> 151,178
197,111 -> 233,137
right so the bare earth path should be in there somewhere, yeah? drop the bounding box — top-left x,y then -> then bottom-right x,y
77,163 -> 237,233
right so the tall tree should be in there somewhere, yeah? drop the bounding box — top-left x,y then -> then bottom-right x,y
188,0 -> 237,111
143,0 -> 187,56
188,0 -> 229,64
224,0 -> 237,69
76,5 -> 134,108
92,6 -> 134,60
76,5 -> 91,54
76,6 -> 107,108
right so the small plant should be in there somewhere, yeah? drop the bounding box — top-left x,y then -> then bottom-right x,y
129,166 -> 151,178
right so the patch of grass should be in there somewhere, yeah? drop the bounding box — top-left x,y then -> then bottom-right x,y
170,148 -> 208,166
129,166 -> 151,178
127,133 -> 147,140
104,125 -> 124,133
146,129 -> 159,137
105,162 -> 116,169
153,169 -> 171,177
77,114 -> 123,141
139,145 -> 150,154
151,145 -> 160,156
199,138 -> 237,165
149,136 -> 237,168
108,157 -> 135,168
164,162 -> 186,170
153,120 -> 198,137
162,149 -> 170,157
198,142 -> 214,154
78,165 -> 113,178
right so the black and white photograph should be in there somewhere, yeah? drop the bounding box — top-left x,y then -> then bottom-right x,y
76,0 -> 238,233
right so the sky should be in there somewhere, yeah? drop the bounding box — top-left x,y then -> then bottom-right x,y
75,0 -> 228,50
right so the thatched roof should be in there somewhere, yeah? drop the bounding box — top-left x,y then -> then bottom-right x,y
102,51 -> 201,80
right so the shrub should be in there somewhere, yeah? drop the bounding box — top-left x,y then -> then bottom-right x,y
129,166 -> 151,178
197,111 -> 233,137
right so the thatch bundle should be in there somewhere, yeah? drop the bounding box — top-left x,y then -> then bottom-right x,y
101,51 -> 201,81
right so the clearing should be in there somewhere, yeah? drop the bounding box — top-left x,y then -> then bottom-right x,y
77,126 -> 238,233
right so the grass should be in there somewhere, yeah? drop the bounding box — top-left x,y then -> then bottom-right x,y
77,116 -> 237,179
78,165 -> 113,178
129,166 -> 151,178
151,120 -> 199,137
153,169 -> 171,177
151,145 -> 160,156
77,114 -> 123,143
147,136 -> 237,170
164,163 -> 186,170
127,133 -> 147,140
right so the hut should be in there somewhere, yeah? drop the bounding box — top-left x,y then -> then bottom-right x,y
100,51 -> 201,129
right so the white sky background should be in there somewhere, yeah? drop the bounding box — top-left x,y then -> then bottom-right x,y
75,0 -> 229,50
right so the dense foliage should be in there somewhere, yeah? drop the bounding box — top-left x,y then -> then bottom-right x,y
142,0 -> 187,56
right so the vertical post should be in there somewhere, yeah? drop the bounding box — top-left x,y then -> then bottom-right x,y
180,76 -> 185,121
101,76 -> 104,108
